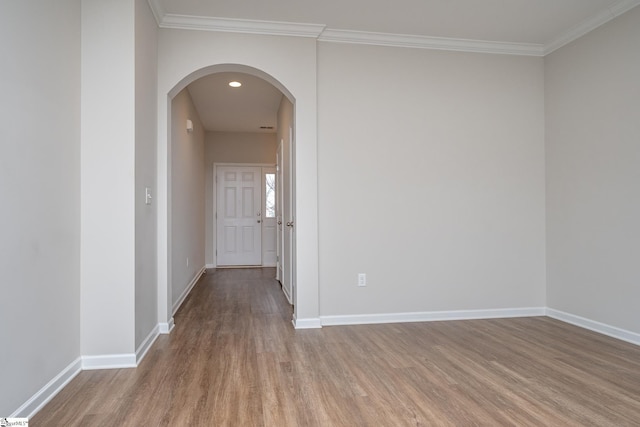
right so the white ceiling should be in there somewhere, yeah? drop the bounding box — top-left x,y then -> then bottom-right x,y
187,72 -> 282,133
161,0 -> 640,132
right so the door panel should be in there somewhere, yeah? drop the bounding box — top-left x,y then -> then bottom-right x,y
216,166 -> 262,266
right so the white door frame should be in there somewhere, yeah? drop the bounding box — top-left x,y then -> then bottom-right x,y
212,163 -> 275,268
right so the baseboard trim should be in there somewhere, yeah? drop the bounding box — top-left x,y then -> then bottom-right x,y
546,308 -> 640,346
81,354 -> 137,370
158,317 -> 175,334
136,324 -> 160,364
205,264 -> 215,269
172,266 -> 206,316
320,307 -> 546,326
292,316 -> 322,329
10,357 -> 82,418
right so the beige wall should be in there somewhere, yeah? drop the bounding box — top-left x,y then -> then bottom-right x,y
171,89 -> 206,309
134,0 -> 158,351
318,42 -> 546,317
204,131 -> 277,265
81,0 -> 136,358
545,6 -> 640,333
0,0 -> 81,416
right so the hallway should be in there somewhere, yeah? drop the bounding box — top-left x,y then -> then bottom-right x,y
33,268 -> 640,426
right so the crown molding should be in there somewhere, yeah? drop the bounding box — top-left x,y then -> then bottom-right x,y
147,0 -> 640,57
319,29 -> 544,56
544,0 -> 640,55
156,13 -> 326,38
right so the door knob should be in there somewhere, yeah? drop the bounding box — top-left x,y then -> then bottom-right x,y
277,220 -> 282,225
286,221 -> 294,227
257,220 -> 261,223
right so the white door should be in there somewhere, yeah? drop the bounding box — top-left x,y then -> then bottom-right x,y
216,166 -> 262,266
262,168 -> 277,266
286,126 -> 296,305
276,141 -> 284,282
282,129 -> 294,303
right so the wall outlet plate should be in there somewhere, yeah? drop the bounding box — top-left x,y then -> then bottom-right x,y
358,273 -> 366,287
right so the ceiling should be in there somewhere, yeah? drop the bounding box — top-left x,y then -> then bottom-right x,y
161,0 -> 639,132
187,72 -> 283,133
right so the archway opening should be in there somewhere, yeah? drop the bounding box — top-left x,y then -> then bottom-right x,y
165,64 -> 297,326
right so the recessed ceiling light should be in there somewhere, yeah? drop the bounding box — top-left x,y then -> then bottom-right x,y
229,81 -> 242,88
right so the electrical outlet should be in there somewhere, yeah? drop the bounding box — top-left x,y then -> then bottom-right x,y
358,273 -> 366,287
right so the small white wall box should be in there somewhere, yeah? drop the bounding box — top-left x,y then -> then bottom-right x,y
186,119 -> 193,133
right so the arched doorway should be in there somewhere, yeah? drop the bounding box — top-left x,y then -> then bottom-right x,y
157,62 -> 319,330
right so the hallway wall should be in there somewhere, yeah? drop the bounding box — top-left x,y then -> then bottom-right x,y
171,88 -> 206,310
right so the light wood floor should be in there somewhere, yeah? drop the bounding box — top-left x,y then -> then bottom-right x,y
33,268 -> 640,426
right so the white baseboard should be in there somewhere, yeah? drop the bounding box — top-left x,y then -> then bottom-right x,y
320,307 -> 546,327
292,315 -> 322,329
546,308 -> 640,346
158,317 -> 175,334
11,357 -> 82,418
205,264 -> 215,269
136,324 -> 160,364
81,354 -> 137,370
172,266 -> 206,316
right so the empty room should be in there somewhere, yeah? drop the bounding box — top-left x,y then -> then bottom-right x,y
1,0 -> 639,425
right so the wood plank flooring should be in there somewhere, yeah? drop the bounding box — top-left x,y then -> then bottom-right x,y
32,268 -> 640,426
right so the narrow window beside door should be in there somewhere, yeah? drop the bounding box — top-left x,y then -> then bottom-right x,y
265,173 -> 275,218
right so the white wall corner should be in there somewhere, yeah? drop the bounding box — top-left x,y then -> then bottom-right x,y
320,307 -> 547,327
81,354 -> 137,370
546,308 -> 640,347
158,318 -> 175,334
172,266 -> 206,316
10,357 -> 82,419
136,324 -> 160,365
146,0 -> 165,26
292,315 -> 322,329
